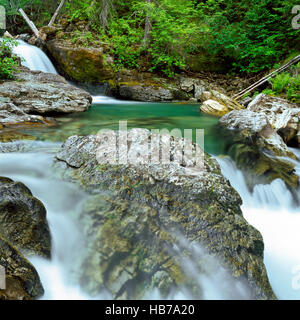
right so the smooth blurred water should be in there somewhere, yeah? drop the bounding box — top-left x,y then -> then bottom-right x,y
0,146 -> 252,300
217,153 -> 300,300
13,40 -> 57,74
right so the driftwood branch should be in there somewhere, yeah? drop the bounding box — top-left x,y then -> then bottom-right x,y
19,8 -> 40,38
48,0 -> 66,27
233,54 -> 300,101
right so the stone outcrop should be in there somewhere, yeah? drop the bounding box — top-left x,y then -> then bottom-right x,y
117,83 -> 185,102
248,94 -> 300,147
0,177 -> 50,300
0,177 -> 51,258
0,67 -> 92,127
47,40 -> 114,82
54,129 -> 276,300
0,235 -> 44,300
219,109 -> 298,190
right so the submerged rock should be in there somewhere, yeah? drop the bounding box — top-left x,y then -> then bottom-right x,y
0,235 -> 44,300
219,109 -> 298,190
54,129 -> 276,300
0,67 -> 92,128
0,177 -> 51,258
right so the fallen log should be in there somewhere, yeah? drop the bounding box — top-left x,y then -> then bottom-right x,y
233,54 -> 300,101
19,8 -> 40,39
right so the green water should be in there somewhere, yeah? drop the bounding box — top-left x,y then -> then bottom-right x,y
19,102 -> 224,155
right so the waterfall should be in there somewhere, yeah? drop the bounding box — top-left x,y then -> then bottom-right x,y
12,40 -> 130,104
216,151 -> 300,300
0,144 -> 254,300
13,39 -> 57,74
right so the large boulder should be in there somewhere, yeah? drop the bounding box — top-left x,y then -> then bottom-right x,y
54,129 -> 276,300
0,67 -> 92,127
118,84 -> 178,102
116,72 -> 190,102
248,94 -> 300,146
47,40 -> 114,82
0,177 -> 51,258
219,110 -> 298,190
200,90 -> 244,117
0,235 -> 44,300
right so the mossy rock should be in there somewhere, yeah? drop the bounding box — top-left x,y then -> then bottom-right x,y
54,130 -> 276,300
47,40 -> 114,83
0,235 -> 44,300
0,177 -> 51,258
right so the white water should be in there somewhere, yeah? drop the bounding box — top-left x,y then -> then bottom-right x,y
13,40 -> 57,74
0,147 -> 253,300
12,39 -> 119,104
0,149 -> 93,299
217,150 -> 300,300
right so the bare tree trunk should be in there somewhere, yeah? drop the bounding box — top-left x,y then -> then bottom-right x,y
19,8 -> 40,38
143,0 -> 152,48
48,0 -> 66,27
100,0 -> 110,31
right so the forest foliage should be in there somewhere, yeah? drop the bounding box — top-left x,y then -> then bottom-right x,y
1,0 -> 300,76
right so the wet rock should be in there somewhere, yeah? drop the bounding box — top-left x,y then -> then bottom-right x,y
180,78 -> 197,92
118,85 -> 175,102
0,140 -> 60,154
0,235 -> 44,300
0,67 -> 92,127
0,129 -> 37,143
219,110 -> 298,190
16,34 -> 31,42
201,99 -> 230,117
0,177 -> 51,258
54,129 -> 276,300
239,96 -> 253,107
248,94 -> 300,146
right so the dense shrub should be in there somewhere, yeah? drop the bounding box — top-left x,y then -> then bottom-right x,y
0,38 -> 18,79
2,0 -> 300,76
261,63 -> 300,103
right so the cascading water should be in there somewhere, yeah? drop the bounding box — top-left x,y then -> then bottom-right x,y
0,144 -> 253,300
13,39 -> 57,74
12,40 -> 115,104
216,150 -> 300,300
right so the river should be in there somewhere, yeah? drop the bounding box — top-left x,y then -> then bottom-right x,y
1,39 -> 300,300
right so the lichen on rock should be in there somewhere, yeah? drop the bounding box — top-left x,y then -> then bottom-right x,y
54,129 -> 276,300
0,177 -> 51,258
219,98 -> 299,190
